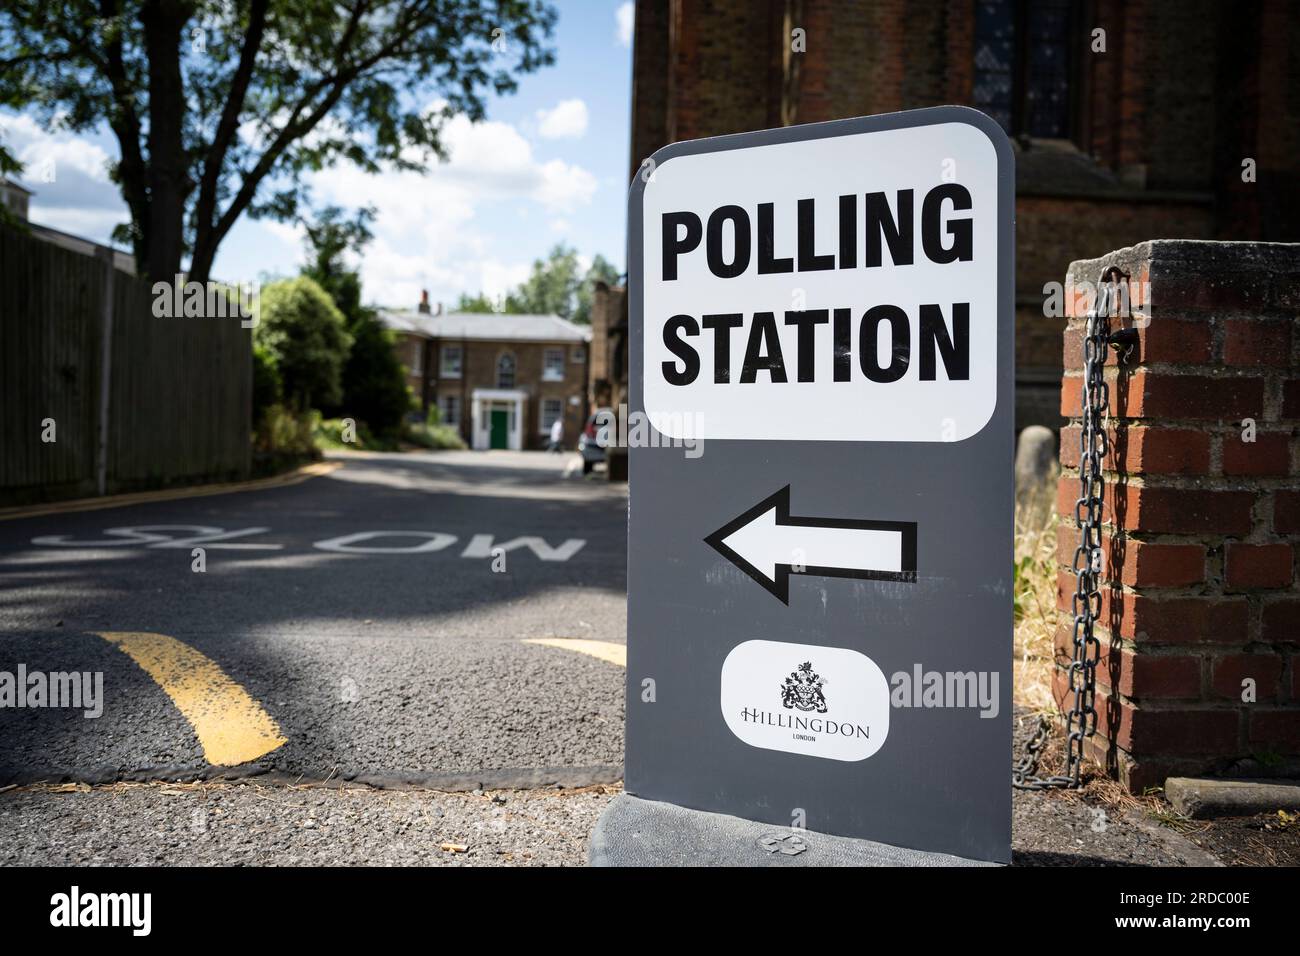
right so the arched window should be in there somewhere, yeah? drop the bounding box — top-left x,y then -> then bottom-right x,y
973,0 -> 1078,141
496,353 -> 516,388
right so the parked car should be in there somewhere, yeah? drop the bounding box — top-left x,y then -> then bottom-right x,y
578,407 -> 613,475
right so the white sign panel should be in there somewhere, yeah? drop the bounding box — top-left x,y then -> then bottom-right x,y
720,640 -> 890,762
642,121 -> 999,443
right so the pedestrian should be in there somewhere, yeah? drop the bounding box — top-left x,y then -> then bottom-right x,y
548,416 -> 564,453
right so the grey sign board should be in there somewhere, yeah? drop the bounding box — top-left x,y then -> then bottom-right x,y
625,107 -> 1013,863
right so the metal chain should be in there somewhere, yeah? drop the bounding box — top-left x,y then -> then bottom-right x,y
1014,268 -> 1125,790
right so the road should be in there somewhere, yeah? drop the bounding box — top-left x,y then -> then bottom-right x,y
0,450 -> 1232,866
0,451 -> 627,796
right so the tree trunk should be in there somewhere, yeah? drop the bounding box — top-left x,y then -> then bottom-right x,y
140,0 -> 192,282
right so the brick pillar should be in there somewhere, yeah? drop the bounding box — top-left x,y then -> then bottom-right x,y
1056,240 -> 1300,793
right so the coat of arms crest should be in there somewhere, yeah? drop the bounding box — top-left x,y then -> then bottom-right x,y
780,661 -> 827,713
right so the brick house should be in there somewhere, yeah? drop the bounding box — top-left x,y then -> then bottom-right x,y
628,0 -> 1300,431
378,296 -> 591,451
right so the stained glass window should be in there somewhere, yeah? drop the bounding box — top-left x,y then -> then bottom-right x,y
973,0 -> 1076,139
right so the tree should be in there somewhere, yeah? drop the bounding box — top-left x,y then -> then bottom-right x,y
455,290 -> 499,313
0,1 -> 556,281
301,204 -> 411,438
254,276 -> 352,410
456,245 -> 620,322
301,204 -> 374,318
573,253 -> 620,325
506,242 -> 579,319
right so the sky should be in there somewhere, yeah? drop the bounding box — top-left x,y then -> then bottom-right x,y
0,1 -> 635,311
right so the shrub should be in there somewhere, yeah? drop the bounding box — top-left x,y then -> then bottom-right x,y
251,344 -> 282,425
405,407 -> 467,450
254,277 -> 352,411
313,416 -> 398,451
334,315 -> 413,441
251,404 -> 320,476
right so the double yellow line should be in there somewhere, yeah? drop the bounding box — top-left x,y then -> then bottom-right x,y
92,632 -> 621,768
523,638 -> 626,667
96,631 -> 286,766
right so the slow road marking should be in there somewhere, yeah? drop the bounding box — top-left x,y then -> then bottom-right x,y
94,631 -> 287,766
523,638 -> 626,668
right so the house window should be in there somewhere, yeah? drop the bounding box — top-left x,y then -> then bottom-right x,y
438,394 -> 461,429
496,353 -> 516,389
440,345 -> 462,378
973,0 -> 1077,140
540,397 -> 564,433
543,347 -> 565,381
570,346 -> 585,364
410,340 -> 423,375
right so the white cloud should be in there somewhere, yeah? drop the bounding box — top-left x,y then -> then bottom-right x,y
304,113 -> 598,308
534,158 -> 598,210
0,112 -> 127,242
616,2 -> 635,47
261,219 -> 307,251
535,98 -> 589,140
430,114 -> 596,208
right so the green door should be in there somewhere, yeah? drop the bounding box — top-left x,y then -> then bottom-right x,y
489,409 -> 509,449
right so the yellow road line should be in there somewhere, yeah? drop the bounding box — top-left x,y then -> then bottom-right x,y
0,461 -> 341,522
523,638 -> 626,667
94,631 -> 286,766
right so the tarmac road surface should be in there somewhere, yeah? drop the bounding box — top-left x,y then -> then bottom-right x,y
0,450 -> 629,788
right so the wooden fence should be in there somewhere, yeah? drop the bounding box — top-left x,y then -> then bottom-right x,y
1,226 -> 251,506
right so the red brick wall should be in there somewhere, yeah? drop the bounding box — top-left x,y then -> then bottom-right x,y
627,0 -> 1300,432
1018,194 -> 1214,372
1056,240 -> 1300,792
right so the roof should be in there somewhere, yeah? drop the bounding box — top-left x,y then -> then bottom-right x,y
377,309 -> 591,343
29,222 -> 137,276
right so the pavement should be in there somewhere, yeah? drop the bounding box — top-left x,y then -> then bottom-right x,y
0,780 -> 618,867
0,449 -> 1247,866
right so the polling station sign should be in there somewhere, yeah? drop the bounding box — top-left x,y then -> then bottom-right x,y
626,107 -> 1013,862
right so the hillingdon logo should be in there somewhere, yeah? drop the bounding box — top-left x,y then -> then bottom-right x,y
739,659 -> 867,741
721,640 -> 888,760
780,661 -> 827,713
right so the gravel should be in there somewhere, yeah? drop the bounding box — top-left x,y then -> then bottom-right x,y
0,781 -> 616,867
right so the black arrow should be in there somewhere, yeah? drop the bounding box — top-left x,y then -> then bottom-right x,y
704,485 -> 917,604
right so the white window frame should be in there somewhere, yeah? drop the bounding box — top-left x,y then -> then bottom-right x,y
439,394 -> 461,428
440,344 -> 462,379
540,397 -> 564,433
542,347 -> 565,382
497,353 -> 516,389
410,341 -> 423,375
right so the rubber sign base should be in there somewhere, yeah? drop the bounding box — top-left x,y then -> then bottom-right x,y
588,795 -> 999,867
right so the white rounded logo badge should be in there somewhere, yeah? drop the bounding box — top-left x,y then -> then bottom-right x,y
720,640 -> 890,761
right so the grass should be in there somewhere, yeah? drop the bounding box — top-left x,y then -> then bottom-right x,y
1011,478 -> 1171,803
1013,481 -> 1060,714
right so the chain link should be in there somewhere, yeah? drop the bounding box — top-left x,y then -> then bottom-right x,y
1014,268 -> 1126,791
